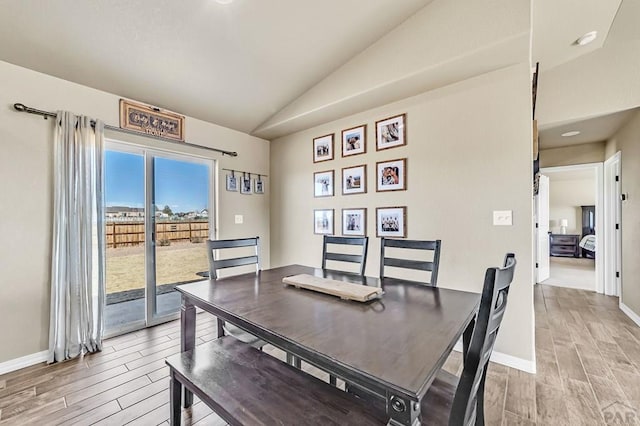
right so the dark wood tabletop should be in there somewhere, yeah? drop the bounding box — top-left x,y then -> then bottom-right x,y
177,264 -> 480,425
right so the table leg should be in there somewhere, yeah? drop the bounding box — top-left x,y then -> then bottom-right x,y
181,297 -> 196,408
387,394 -> 420,426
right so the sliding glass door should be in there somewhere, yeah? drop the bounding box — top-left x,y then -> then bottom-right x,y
104,142 -> 214,335
149,155 -> 211,320
105,149 -> 147,333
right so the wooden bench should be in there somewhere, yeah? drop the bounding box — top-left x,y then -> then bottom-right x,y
165,336 -> 388,425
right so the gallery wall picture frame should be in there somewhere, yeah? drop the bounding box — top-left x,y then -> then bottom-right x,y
376,158 -> 406,192
254,176 -> 265,194
314,209 -> 335,235
342,208 -> 367,236
313,134 -> 334,163
240,173 -> 252,194
314,170 -> 335,197
119,99 -> 185,142
342,164 -> 367,195
341,124 -> 366,157
376,206 -> 407,238
226,173 -> 238,192
376,113 -> 406,151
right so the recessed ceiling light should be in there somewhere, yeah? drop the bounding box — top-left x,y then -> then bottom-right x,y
575,31 -> 598,46
561,131 -> 581,137
215,0 -> 234,4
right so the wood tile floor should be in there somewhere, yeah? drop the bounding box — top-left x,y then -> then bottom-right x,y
1,284 -> 639,425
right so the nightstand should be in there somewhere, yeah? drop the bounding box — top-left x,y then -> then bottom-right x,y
549,234 -> 580,257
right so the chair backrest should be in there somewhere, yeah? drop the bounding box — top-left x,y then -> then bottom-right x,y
449,253 -> 517,426
207,237 -> 261,280
322,235 -> 369,276
379,238 -> 442,286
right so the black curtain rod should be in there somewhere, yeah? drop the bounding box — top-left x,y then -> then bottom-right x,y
222,168 -> 268,178
13,103 -> 238,157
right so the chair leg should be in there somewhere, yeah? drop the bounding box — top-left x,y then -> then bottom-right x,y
329,375 -> 337,386
475,368 -> 488,426
286,353 -> 293,364
294,357 -> 301,369
217,318 -> 225,338
170,371 -> 182,425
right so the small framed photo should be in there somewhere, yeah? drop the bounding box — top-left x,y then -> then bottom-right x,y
376,207 -> 406,238
313,134 -> 334,163
254,177 -> 265,194
342,164 -> 366,195
376,113 -> 406,151
376,158 -> 406,192
314,170 -> 334,197
342,208 -> 366,236
314,209 -> 334,235
241,175 -> 252,194
226,174 -> 238,192
341,125 -> 366,157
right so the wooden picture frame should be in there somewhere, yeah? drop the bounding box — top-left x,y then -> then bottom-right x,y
341,124 -> 366,157
342,208 -> 367,236
376,158 -> 406,192
314,209 -> 334,235
376,207 -> 406,238
119,99 -> 185,141
342,164 -> 366,195
314,170 -> 334,197
376,113 -> 406,151
313,134 -> 334,163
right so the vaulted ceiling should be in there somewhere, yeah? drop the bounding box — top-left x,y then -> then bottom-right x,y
0,0 -> 432,136
1,0 -> 638,141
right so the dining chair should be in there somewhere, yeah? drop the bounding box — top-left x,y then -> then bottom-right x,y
419,252 -> 517,426
207,236 -> 261,280
207,237 -> 265,348
379,237 -> 442,286
322,235 -> 369,275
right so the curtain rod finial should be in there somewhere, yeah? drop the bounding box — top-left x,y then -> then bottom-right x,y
13,103 -> 26,112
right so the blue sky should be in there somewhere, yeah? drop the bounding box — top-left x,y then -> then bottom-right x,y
105,151 -> 209,213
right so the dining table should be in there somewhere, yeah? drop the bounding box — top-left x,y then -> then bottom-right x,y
176,264 -> 480,426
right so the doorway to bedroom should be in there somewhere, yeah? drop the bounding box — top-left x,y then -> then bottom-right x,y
540,164 -> 601,292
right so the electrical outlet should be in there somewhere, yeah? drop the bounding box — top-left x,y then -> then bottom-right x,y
234,215 -> 243,224
493,210 -> 512,226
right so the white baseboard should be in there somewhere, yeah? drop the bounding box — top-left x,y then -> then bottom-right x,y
0,350 -> 48,376
620,303 -> 640,328
453,342 -> 536,374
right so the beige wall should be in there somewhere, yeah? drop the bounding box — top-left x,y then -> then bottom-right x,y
548,177 -> 596,235
605,137 -> 618,160
270,64 -> 535,363
539,142 -> 605,167
607,110 -> 640,316
0,60 -> 270,364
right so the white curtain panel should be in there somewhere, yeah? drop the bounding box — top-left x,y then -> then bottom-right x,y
49,111 -> 105,363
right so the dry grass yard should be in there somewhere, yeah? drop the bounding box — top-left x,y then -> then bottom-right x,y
106,241 -> 209,294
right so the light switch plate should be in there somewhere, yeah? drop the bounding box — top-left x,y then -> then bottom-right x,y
234,214 -> 243,224
493,210 -> 512,226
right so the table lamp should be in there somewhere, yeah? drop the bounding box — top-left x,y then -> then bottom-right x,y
560,219 -> 568,234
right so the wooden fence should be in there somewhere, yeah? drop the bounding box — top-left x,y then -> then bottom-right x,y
106,220 -> 209,248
